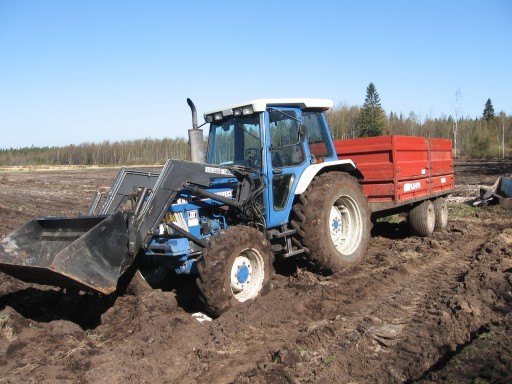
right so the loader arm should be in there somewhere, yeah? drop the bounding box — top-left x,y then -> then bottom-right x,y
127,159 -> 221,256
89,168 -> 161,215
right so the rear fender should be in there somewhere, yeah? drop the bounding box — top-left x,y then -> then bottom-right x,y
295,160 -> 361,195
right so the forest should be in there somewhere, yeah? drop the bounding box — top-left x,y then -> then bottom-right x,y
326,102 -> 511,159
1,95 -> 510,166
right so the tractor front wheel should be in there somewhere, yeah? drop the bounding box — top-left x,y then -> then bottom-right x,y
196,226 -> 274,317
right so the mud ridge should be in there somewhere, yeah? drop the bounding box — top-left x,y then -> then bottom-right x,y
406,324 -> 491,384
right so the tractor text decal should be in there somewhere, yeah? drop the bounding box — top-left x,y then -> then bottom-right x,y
188,210 -> 199,226
205,167 -> 234,176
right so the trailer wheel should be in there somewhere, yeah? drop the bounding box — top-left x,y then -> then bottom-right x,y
433,197 -> 448,230
408,200 -> 435,237
291,172 -> 371,273
196,226 -> 274,317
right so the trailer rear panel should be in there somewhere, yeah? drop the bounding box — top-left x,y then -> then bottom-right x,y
334,135 -> 454,213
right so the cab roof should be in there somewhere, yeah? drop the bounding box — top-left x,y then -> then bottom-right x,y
204,98 -> 333,120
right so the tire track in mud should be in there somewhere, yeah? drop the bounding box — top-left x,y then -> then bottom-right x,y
232,218 -> 511,383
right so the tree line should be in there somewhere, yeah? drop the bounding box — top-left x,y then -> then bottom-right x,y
0,137 -> 190,166
1,84 -> 510,166
331,108 -> 511,159
327,83 -> 511,159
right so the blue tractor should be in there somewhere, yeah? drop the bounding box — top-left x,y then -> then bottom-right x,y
0,98 -> 371,316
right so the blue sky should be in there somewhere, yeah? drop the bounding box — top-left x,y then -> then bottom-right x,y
0,0 -> 510,149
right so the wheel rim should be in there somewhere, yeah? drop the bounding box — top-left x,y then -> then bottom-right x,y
329,194 -> 363,258
230,248 -> 265,302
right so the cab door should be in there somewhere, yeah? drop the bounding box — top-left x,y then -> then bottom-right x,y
264,107 -> 310,228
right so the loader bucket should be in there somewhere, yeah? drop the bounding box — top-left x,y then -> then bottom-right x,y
0,211 -> 133,294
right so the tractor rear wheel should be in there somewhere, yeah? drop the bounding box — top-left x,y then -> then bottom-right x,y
196,226 -> 274,317
291,172 -> 371,273
408,200 -> 435,237
433,197 -> 448,230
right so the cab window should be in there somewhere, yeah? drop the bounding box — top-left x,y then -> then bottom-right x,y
303,111 -> 333,158
269,109 -> 305,168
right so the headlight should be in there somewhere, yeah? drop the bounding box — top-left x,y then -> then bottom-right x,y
242,106 -> 253,115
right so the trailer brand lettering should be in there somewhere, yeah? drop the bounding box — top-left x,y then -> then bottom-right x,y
404,182 -> 421,192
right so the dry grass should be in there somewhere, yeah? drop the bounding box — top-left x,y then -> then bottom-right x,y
0,164 -> 163,174
0,165 -> 112,173
0,314 -> 17,342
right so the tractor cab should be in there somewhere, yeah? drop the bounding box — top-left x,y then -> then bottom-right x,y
204,98 -> 337,228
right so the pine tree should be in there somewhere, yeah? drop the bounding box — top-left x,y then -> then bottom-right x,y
356,82 -> 386,137
483,98 -> 495,121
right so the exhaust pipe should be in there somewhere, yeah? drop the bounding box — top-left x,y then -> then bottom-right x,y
187,98 -> 205,163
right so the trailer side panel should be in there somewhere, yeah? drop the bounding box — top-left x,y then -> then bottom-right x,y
334,135 -> 454,213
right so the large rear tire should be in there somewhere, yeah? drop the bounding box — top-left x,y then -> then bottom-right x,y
433,197 -> 448,231
196,226 -> 274,317
291,172 -> 371,273
408,200 -> 435,237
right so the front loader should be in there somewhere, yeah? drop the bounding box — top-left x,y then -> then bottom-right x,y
0,98 -> 454,316
0,158 -> 263,291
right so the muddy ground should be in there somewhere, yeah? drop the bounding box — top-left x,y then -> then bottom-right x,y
0,160 -> 511,384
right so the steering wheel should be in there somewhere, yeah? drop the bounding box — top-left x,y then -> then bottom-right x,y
245,147 -> 261,167
245,148 -> 259,157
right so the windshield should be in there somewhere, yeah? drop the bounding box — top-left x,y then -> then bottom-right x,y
207,114 -> 262,168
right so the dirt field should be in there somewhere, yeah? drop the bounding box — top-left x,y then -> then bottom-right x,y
0,160 -> 511,384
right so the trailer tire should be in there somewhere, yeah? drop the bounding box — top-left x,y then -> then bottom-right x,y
433,197 -> 448,230
196,226 -> 274,317
408,200 -> 435,237
291,172 -> 371,273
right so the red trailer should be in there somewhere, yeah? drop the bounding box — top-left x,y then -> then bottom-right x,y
335,135 -> 454,235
